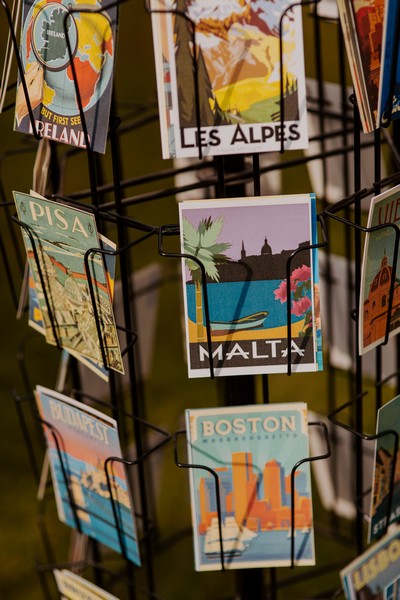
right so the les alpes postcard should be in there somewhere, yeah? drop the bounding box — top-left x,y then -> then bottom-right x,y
14,191 -> 124,375
340,526 -> 400,600
179,195 -> 322,378
150,0 -> 308,158
359,184 -> 400,355
369,395 -> 400,543
35,386 -> 141,565
14,0 -> 117,153
185,403 -> 315,571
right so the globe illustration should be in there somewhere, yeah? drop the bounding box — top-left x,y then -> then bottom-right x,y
22,0 -> 114,117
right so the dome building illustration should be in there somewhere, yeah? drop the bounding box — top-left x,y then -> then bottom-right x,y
363,251 -> 400,347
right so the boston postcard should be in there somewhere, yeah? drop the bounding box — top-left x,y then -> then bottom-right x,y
185,402 -> 315,570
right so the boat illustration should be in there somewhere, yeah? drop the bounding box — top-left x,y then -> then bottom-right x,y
203,516 -> 257,555
301,526 -> 310,534
287,528 -> 297,539
70,474 -> 91,523
79,463 -> 131,510
210,311 -> 268,334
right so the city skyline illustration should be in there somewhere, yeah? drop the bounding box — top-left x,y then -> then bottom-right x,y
196,451 -> 312,535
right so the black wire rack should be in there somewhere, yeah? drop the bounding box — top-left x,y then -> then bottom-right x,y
1,0 -> 400,599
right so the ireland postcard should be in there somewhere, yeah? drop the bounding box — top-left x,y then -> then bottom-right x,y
185,403 -> 315,570
151,0 -> 308,158
35,386 -> 141,566
14,191 -> 124,375
14,0 -> 117,153
359,184 -> 400,355
369,394 -> 400,543
179,195 -> 322,378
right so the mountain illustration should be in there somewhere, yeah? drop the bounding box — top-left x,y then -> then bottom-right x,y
199,34 -> 270,91
179,0 -> 298,123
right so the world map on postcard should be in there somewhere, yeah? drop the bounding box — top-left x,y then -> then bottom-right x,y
14,0 -> 117,153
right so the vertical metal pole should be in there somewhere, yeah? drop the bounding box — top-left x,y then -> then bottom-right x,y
219,154 -> 265,600
374,129 -> 382,412
313,6 -> 328,201
338,26 -> 356,403
262,373 -> 277,600
252,154 -> 261,197
109,114 -> 151,600
353,101 -> 364,555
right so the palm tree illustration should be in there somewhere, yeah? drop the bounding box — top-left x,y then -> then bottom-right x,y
183,216 -> 231,341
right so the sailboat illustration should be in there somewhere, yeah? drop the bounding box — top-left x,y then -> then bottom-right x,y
203,516 -> 257,555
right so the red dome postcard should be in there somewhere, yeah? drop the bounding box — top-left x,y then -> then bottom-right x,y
359,184 -> 400,355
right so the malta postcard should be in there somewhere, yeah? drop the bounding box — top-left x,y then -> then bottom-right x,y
14,191 -> 124,375
54,569 -> 120,599
179,195 -> 322,378
359,184 -> 400,355
185,403 -> 315,571
369,395 -> 400,543
35,386 -> 141,566
14,0 -> 117,153
340,526 -> 400,600
151,0 -> 308,158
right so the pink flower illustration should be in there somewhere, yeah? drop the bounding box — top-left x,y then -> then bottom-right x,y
274,265 -> 313,335
274,279 -> 297,303
291,296 -> 312,316
274,280 -> 288,303
290,264 -> 311,284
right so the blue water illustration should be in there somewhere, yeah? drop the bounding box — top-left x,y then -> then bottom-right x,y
199,528 -> 313,567
187,280 -> 304,329
50,449 -> 140,565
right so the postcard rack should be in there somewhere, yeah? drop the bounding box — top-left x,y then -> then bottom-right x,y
2,0 -> 400,599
